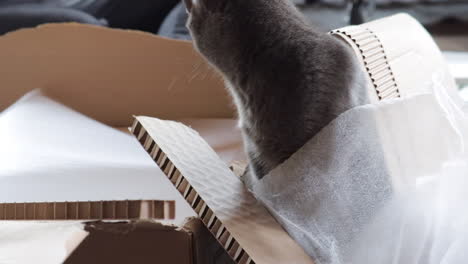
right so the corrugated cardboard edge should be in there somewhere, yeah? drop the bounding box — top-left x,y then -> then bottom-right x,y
331,26 -> 400,102
0,200 -> 175,220
131,117 -> 314,264
332,13 -> 461,106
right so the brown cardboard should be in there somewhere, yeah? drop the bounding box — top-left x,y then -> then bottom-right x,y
0,24 -> 245,264
0,23 -> 210,263
0,200 -> 175,220
131,117 -> 314,264
0,23 -> 234,127
0,23 -> 247,264
65,221 -> 194,264
64,218 -> 234,264
0,219 -> 225,264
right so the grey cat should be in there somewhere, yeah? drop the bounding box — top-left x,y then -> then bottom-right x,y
184,0 -> 369,180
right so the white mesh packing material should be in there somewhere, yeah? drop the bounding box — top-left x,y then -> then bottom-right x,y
246,75 -> 468,264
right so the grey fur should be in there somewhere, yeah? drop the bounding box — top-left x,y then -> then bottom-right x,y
185,0 -> 369,180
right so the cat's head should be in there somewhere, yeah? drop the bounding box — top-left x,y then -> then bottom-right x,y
183,0 -> 301,71
183,0 -> 241,66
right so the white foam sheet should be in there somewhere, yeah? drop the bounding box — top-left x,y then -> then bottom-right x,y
0,91 -> 195,224
246,78 -> 468,263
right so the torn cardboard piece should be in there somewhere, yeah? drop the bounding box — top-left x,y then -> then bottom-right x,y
0,200 -> 175,220
131,117 -> 314,264
0,23 -> 233,127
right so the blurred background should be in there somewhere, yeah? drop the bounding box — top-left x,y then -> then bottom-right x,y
0,0 -> 466,43
0,0 -> 466,89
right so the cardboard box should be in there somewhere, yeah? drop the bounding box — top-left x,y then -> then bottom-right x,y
0,23 -> 242,263
65,221 -> 194,264
0,23 -> 234,127
65,218 -> 233,264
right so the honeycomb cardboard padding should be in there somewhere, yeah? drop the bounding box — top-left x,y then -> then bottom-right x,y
0,200 -> 175,220
331,13 -> 461,106
131,117 -> 313,264
332,26 -> 399,102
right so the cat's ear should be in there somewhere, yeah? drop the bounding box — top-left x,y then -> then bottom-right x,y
183,0 -> 197,13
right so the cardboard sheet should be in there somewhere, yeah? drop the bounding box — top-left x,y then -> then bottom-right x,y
0,91 -> 196,224
0,23 -> 233,127
178,118 -> 246,166
132,117 -> 314,264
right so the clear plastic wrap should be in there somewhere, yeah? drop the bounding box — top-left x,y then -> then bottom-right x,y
246,72 -> 468,264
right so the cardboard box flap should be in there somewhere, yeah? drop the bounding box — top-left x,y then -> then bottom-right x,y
0,23 -> 233,127
132,117 -> 314,264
